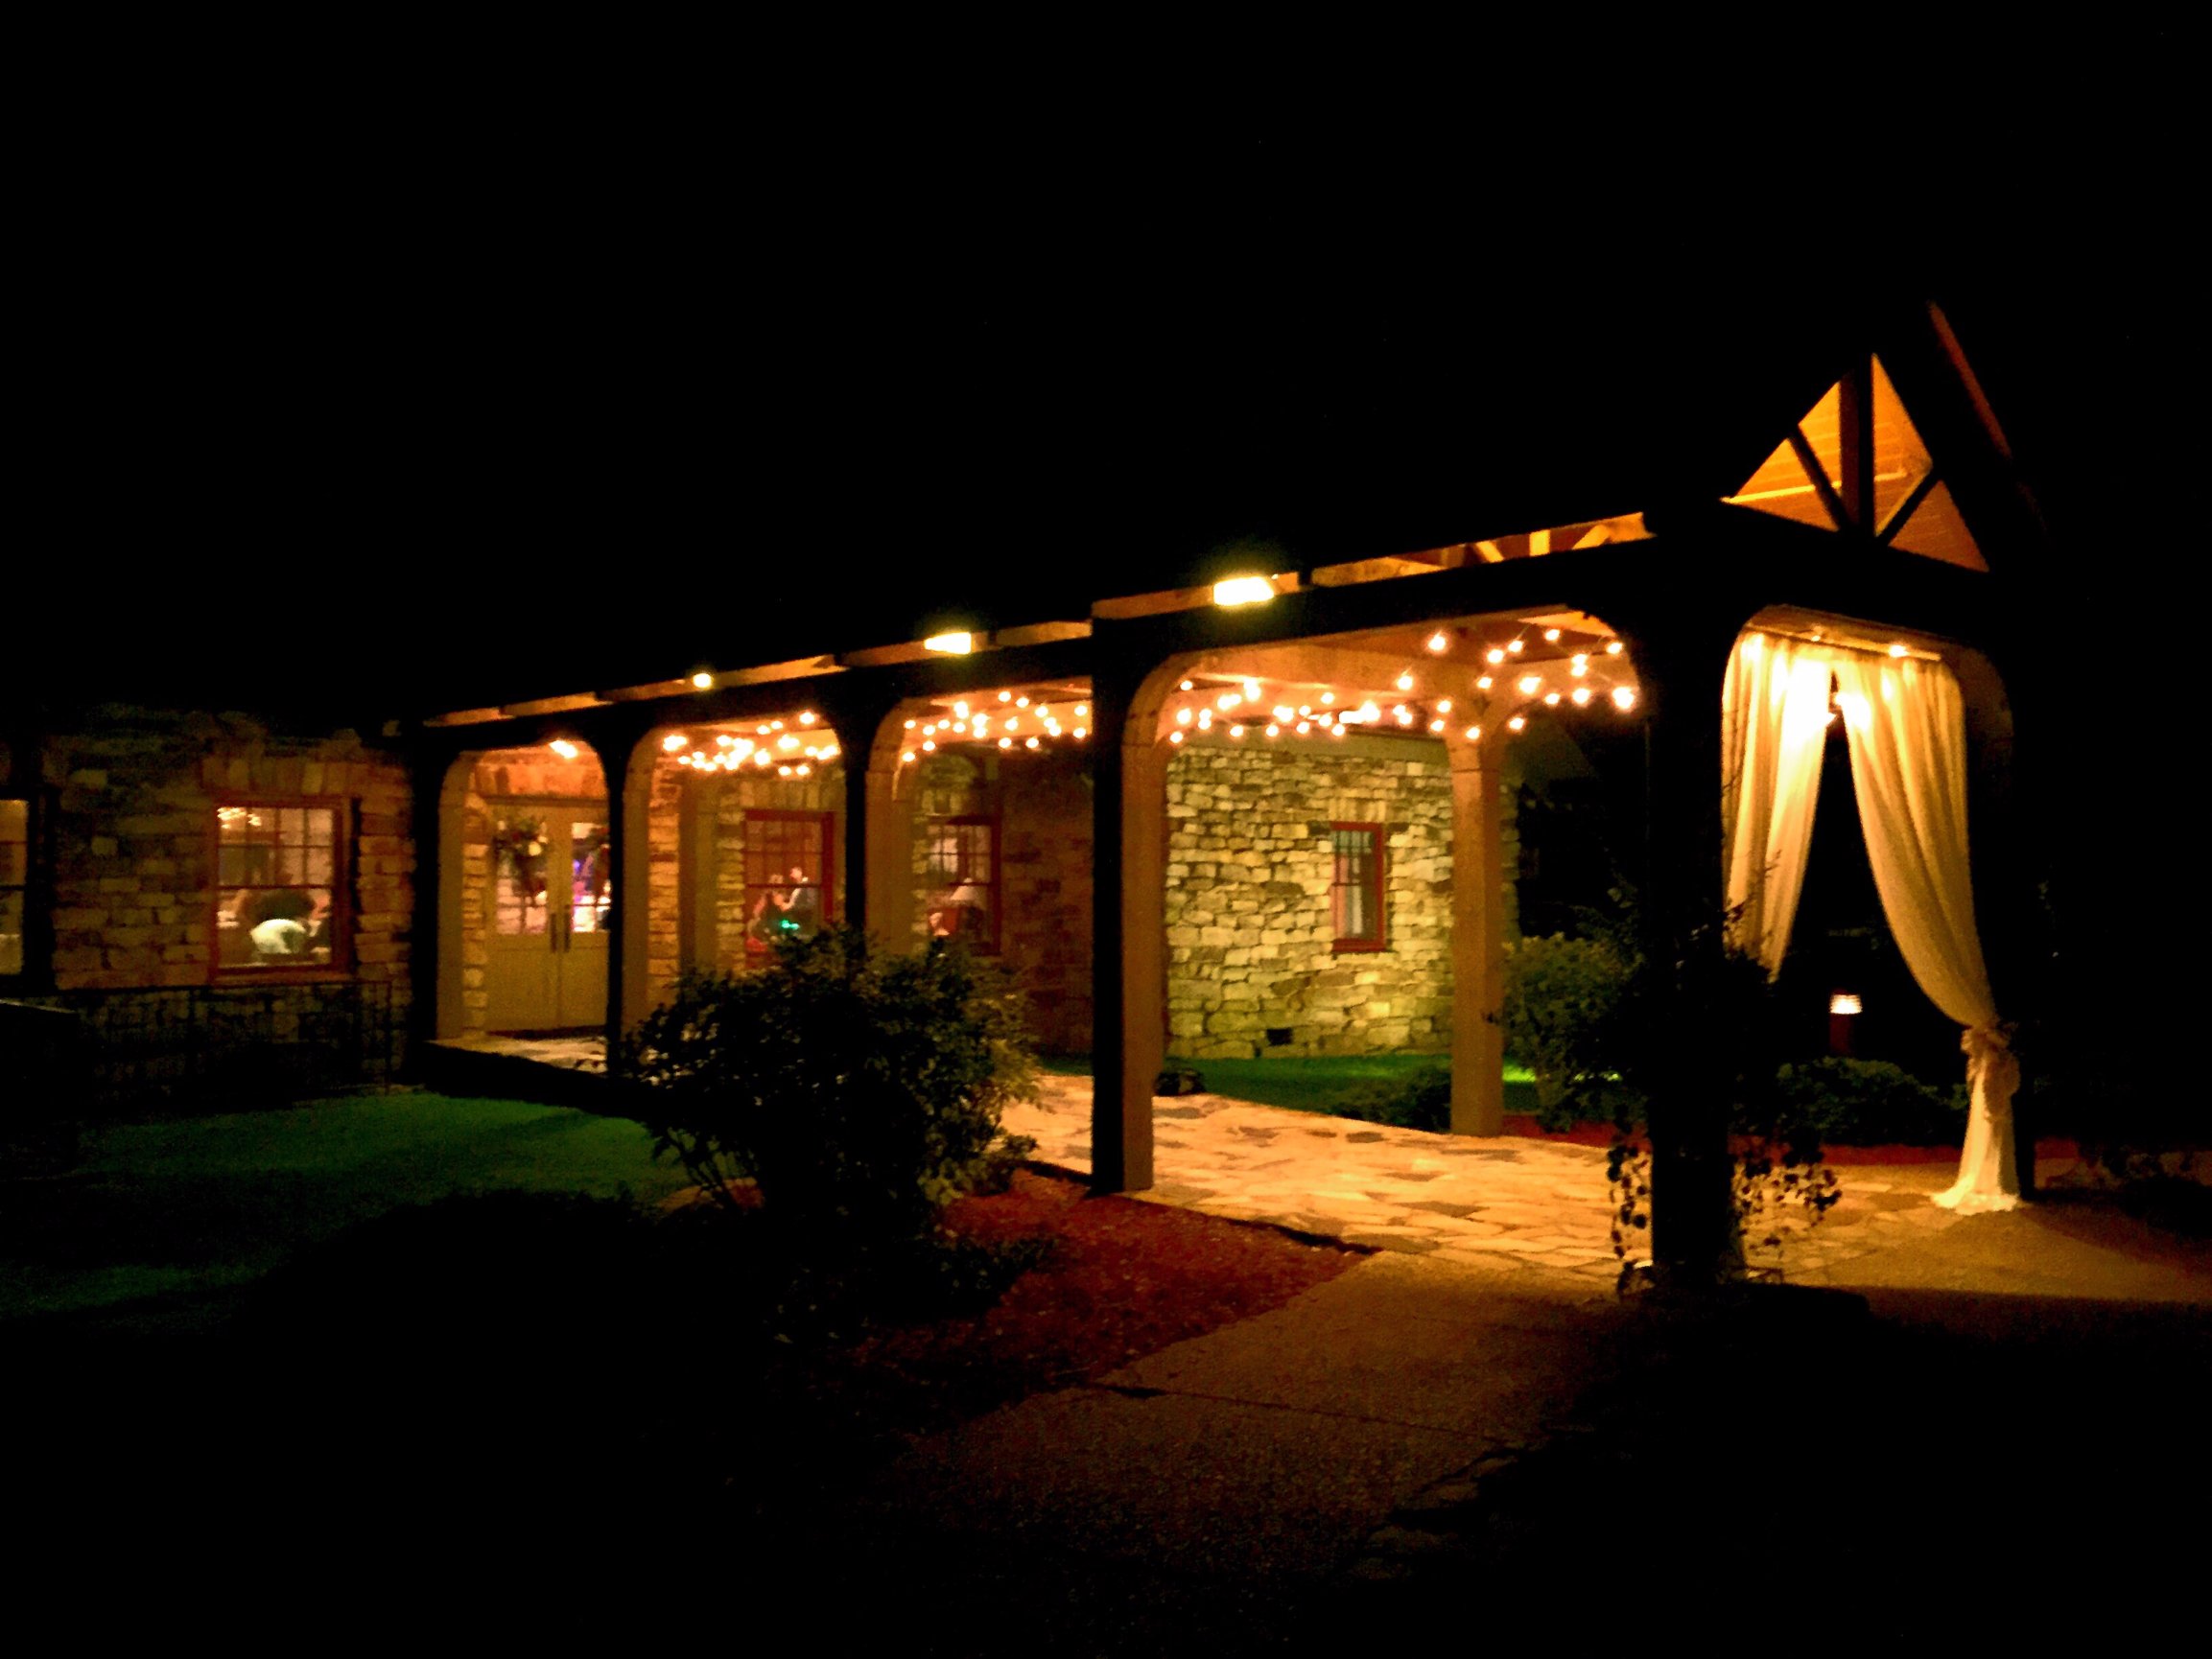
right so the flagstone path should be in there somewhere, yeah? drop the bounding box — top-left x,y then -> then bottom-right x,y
1005,1075 -> 2004,1285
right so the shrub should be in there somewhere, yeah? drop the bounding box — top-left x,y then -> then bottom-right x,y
1336,1063 -> 1452,1133
622,926 -> 1038,1253
1771,1058 -> 1966,1147
1501,932 -> 1643,1131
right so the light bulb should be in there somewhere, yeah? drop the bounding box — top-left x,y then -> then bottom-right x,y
1427,631 -> 1449,653
1518,675 -> 1541,695
1464,725 -> 1482,740
1436,698 -> 1452,713
1612,687 -> 1636,711
692,671 -> 715,689
999,690 -> 1013,702
1508,714 -> 1527,732
1543,627 -> 1561,643
662,734 -> 687,753
1230,724 -> 1245,737
1507,639 -> 1524,654
1477,675 -> 1494,690
1571,687 -> 1593,706
1606,640 -> 1624,655
1486,648 -> 1505,666
1242,679 -> 1261,701
1396,672 -> 1415,691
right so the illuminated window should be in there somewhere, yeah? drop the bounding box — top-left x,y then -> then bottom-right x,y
925,814 -> 999,953
215,803 -> 344,972
0,798 -> 27,977
1330,824 -> 1386,951
743,810 -> 834,956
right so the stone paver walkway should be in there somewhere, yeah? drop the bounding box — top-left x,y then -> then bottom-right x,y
1008,1074 -> 2059,1285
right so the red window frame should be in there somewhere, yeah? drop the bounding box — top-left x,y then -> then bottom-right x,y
210,798 -> 352,980
924,812 -> 1000,955
741,808 -> 835,958
1330,821 -> 1387,952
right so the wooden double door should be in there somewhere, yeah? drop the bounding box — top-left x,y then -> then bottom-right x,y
485,801 -> 611,1033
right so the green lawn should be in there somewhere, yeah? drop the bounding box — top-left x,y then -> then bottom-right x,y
2,1090 -> 690,1331
1040,1053 -> 1539,1117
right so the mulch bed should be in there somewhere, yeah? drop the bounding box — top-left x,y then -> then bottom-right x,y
782,1168 -> 1358,1444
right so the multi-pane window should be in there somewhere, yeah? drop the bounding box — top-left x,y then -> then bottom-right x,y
0,798 -> 27,977
216,803 -> 342,971
1330,823 -> 1386,951
742,810 -> 833,956
925,815 -> 999,953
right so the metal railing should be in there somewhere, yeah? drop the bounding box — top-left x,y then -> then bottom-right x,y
1,982 -> 399,1115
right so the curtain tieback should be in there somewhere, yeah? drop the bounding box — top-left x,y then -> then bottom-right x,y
1961,1023 -> 2019,1114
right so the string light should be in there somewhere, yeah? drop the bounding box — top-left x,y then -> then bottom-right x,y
1396,671 -> 1415,691
1168,731 -> 1184,744
1435,698 -> 1451,713
662,734 -> 687,753
1507,639 -> 1524,654
1606,640 -> 1624,655
1427,631 -> 1449,653
1487,648 -> 1506,666
999,690 -> 1013,702
1612,687 -> 1636,711
1319,690 -> 1334,705
1508,714 -> 1527,731
1889,643 -> 1909,658
1180,679 -> 1194,691
1476,675 -> 1494,690
798,711 -> 816,725
1543,627 -> 1562,643
549,739 -> 579,759
1230,724 -> 1245,737
1242,679 -> 1261,701
1464,725 -> 1482,740
1571,687 -> 1593,706
1518,675 -> 1541,695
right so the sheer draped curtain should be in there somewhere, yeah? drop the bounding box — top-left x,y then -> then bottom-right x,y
1721,632 -> 2019,1212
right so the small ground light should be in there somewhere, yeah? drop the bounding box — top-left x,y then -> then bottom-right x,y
1828,992 -> 1862,1055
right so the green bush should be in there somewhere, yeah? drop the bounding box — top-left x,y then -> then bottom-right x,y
1501,933 -> 1644,1131
1771,1058 -> 1966,1147
621,926 -> 1038,1252
1337,1063 -> 1452,1133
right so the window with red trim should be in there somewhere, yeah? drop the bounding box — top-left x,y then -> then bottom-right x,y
1330,823 -> 1385,951
215,802 -> 346,973
924,814 -> 999,953
742,810 -> 834,956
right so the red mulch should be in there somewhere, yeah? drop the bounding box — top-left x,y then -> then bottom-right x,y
800,1169 -> 1357,1438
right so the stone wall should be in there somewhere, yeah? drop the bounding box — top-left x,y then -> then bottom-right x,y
908,750 -> 1094,1054
35,707 -> 415,1034
453,746 -> 607,1036
1163,739 -> 1517,1060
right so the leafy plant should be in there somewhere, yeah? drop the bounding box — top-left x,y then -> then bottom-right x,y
1336,1062 -> 1452,1132
1772,1058 -> 1966,1147
1501,932 -> 1643,1132
622,926 -> 1038,1255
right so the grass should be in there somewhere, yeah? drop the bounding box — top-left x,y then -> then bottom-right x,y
2,1089 -> 690,1331
1039,1053 -> 1540,1117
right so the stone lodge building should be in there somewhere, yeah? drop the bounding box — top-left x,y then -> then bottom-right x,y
2,306 -> 2047,1270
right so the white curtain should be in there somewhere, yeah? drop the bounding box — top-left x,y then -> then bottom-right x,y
1721,633 -> 1834,974
1832,653 -> 2019,1212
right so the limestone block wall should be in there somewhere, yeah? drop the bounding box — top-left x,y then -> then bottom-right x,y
1163,740 -> 1516,1060
453,746 -> 607,1036
906,751 -> 1094,1054
35,707 -> 414,1028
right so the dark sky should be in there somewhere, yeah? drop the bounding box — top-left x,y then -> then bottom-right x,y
15,108 -> 2187,722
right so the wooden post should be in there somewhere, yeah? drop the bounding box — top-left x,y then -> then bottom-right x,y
857,755 -> 916,950
677,772 -> 719,973
1089,669 -> 1162,1193
607,722 -> 653,1066
1446,730 -> 1507,1135
1620,612 -> 1741,1278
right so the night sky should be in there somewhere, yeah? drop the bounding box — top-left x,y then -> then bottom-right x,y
16,112 -> 2185,738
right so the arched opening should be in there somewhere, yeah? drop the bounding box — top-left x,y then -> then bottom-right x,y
1093,605 -> 1644,1190
1726,606 -> 2023,1207
434,739 -> 611,1039
862,679 -> 1096,1055
634,706 -> 849,1014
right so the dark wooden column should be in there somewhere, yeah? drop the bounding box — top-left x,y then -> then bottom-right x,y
600,714 -> 653,1073
1613,606 -> 1744,1279
815,689 -> 911,948
1088,660 -> 1163,1194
